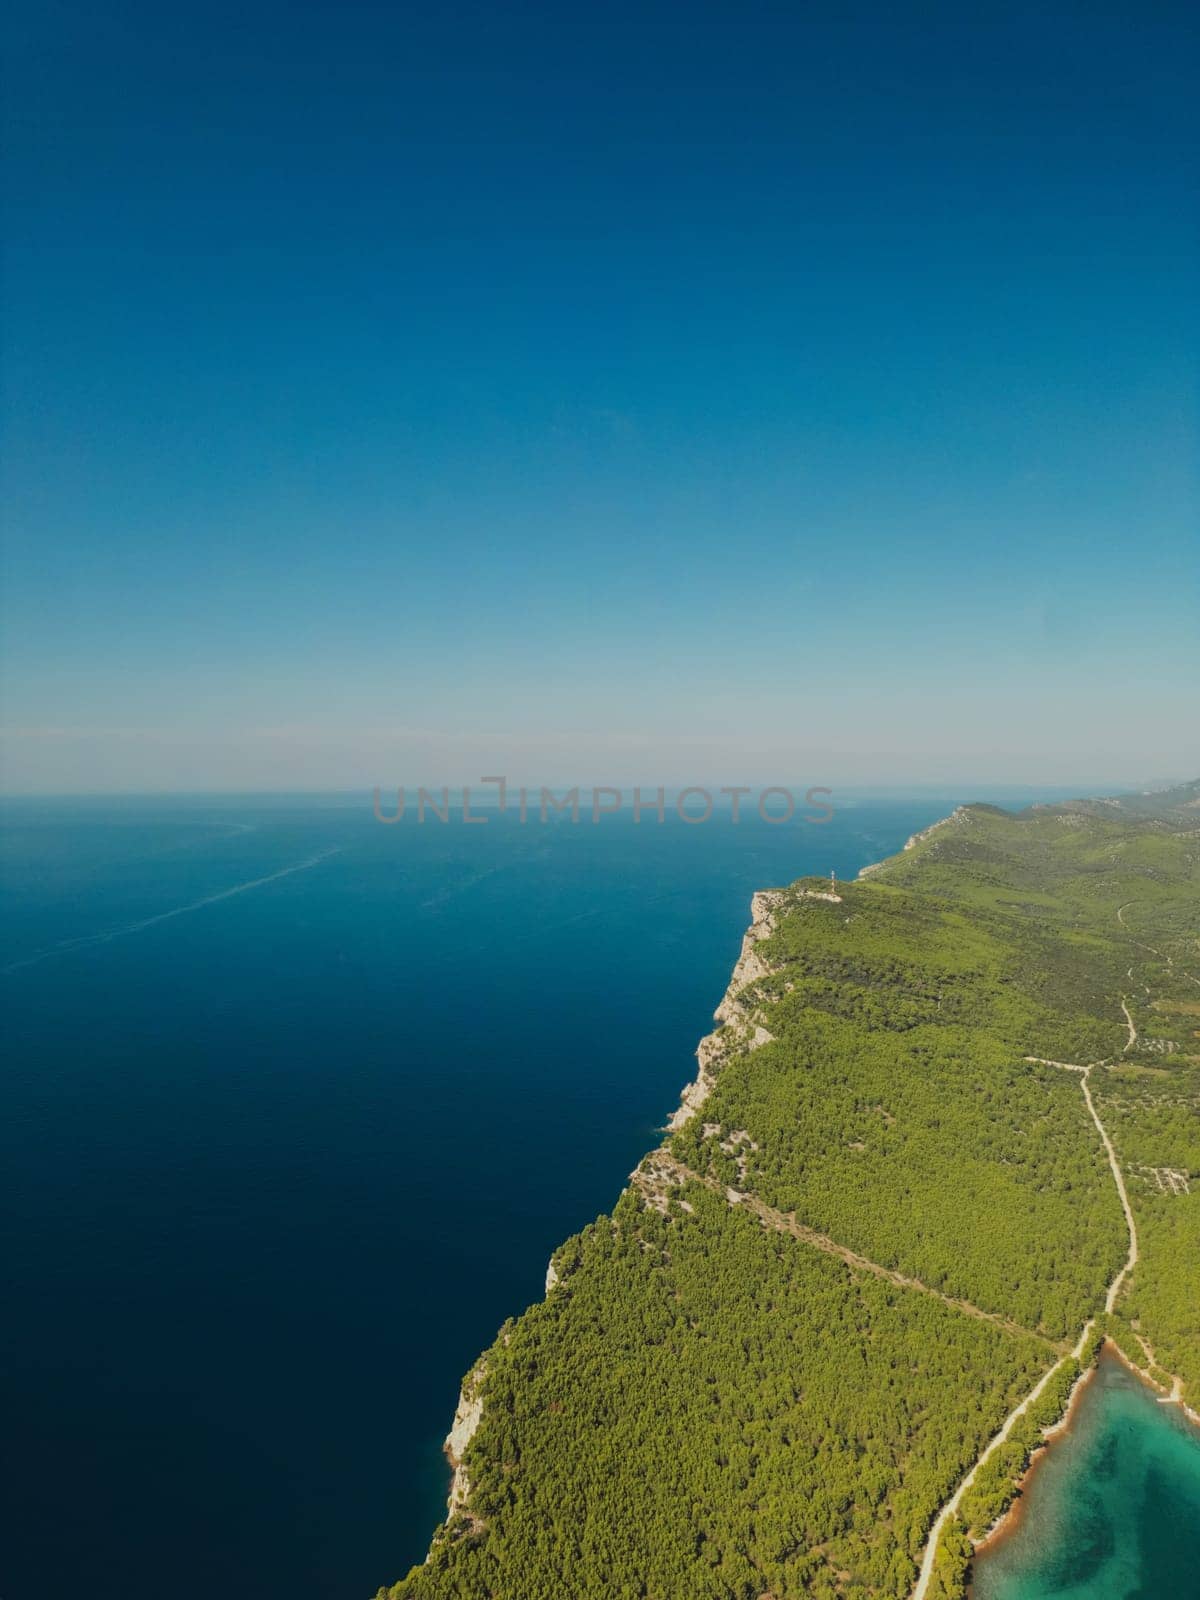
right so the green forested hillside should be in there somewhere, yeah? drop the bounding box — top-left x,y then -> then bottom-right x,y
395,1184 -> 1048,1600
668,884 -> 1125,1340
380,782 -> 1200,1600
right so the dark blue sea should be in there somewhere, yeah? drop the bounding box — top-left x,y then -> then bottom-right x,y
0,789 -> 1076,1600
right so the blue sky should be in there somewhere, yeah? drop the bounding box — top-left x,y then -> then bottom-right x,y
2,1 -> 1197,792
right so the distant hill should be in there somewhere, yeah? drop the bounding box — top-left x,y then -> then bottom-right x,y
1023,778 -> 1200,822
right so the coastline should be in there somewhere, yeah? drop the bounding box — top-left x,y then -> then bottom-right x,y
431,812 -> 949,1531
857,805 -> 969,879
383,781 -> 1200,1600
442,1361 -> 486,1533
665,887 -> 791,1133
967,1346 -> 1103,1564
435,881 -> 809,1524
399,781 -> 1200,1600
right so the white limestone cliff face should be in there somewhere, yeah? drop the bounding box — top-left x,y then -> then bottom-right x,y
716,889 -> 785,1011
668,890 -> 787,1131
445,1361 -> 487,1514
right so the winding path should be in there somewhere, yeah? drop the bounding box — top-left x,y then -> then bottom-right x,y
1078,1065 -> 1139,1312
912,894 -> 1179,1597
910,1317 -> 1097,1600
910,1056 -> 1138,1600
1117,898 -> 1199,987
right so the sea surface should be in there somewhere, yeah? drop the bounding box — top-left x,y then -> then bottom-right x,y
1,787 -> 1086,1600
971,1351 -> 1200,1600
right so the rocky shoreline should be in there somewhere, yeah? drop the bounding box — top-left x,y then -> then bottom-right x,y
443,1361 -> 486,1526
440,883 -> 821,1520
438,878 -> 855,1525
667,883 -> 844,1131
667,888 -> 785,1131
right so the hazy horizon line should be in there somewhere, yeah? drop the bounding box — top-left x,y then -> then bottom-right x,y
2,775 -> 1191,804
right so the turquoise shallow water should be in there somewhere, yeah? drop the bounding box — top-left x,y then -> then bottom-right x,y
971,1352 -> 1200,1600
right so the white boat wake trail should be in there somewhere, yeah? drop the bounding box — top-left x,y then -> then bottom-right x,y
2,847 -> 343,975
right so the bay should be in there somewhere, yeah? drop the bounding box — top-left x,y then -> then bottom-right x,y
971,1351 -> 1200,1599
